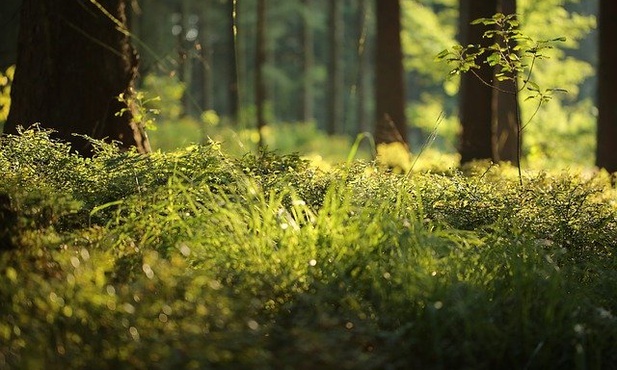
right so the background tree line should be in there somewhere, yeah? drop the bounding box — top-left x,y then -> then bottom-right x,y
1,0 -> 614,173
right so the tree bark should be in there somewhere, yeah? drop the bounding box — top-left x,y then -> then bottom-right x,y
374,0 -> 407,145
327,0 -> 344,135
458,0 -> 496,164
356,0 -> 370,134
596,0 -> 617,174
301,0 -> 315,125
0,0 -> 20,71
199,0 -> 213,112
226,0 -> 239,125
255,0 -> 267,147
4,0 -> 150,156
492,0 -> 519,165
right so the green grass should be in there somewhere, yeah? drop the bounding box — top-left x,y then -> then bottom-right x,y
1,128 -> 617,369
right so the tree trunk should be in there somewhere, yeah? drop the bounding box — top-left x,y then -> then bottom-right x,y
327,0 -> 344,135
0,0 -> 20,71
226,0 -> 239,125
301,0 -> 315,125
492,0 -> 519,165
255,0 -> 267,147
374,0 -> 407,146
458,0 -> 496,164
356,0 -> 370,134
596,0 -> 617,174
5,0 -> 150,156
199,0 -> 213,112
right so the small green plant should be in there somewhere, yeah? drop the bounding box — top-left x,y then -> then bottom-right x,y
437,13 -> 567,183
116,88 -> 161,132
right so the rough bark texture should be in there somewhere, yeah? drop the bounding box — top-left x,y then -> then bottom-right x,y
459,0 -> 496,164
5,0 -> 150,156
596,0 -> 617,174
492,0 -> 519,165
375,0 -> 407,145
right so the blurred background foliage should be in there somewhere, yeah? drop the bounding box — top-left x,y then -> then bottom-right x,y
0,0 -> 598,169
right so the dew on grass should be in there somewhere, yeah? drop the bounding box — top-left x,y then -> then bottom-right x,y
180,244 -> 191,256
123,303 -> 135,314
129,326 -> 140,341
142,264 -> 155,279
162,305 -> 172,316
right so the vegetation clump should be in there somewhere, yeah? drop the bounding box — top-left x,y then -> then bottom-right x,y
1,128 -> 617,369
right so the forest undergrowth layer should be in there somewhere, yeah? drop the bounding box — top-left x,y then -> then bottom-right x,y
1,128 -> 616,369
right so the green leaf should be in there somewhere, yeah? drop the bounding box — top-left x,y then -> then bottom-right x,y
435,49 -> 451,60
471,17 -> 490,25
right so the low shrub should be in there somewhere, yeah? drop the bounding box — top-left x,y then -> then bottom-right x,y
1,128 -> 616,369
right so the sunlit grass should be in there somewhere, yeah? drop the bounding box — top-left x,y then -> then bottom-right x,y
1,128 -> 617,369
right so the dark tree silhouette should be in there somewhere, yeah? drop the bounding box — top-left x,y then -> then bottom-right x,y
255,0 -> 267,147
5,0 -> 150,156
327,0 -> 344,135
374,0 -> 407,145
0,0 -> 20,71
492,0 -> 519,165
596,0 -> 617,174
458,0 -> 496,164
301,0 -> 315,125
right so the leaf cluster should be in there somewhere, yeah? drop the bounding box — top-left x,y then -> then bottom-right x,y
436,13 -> 567,102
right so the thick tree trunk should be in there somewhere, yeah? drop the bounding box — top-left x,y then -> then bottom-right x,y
492,0 -> 519,165
596,0 -> 617,174
374,0 -> 407,145
4,0 -> 150,156
0,0 -> 20,71
459,0 -> 496,164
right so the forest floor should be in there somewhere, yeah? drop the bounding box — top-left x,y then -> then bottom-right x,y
1,128 -> 616,369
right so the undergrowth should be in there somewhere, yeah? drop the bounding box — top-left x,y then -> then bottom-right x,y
1,128 -> 616,369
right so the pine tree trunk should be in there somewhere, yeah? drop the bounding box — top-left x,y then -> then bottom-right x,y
327,0 -> 344,135
301,0 -> 315,125
226,0 -> 239,125
4,0 -> 150,156
459,0 -> 496,164
492,0 -> 519,165
199,0 -> 213,112
0,0 -> 20,71
596,0 -> 617,174
374,0 -> 407,145
255,0 -> 267,147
